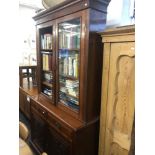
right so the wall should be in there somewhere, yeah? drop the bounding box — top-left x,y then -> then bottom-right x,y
19,5 -> 37,65
106,0 -> 135,28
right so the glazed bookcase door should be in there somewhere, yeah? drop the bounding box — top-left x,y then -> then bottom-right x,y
58,18 -> 81,112
38,23 -> 55,103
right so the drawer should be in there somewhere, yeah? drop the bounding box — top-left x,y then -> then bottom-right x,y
47,113 -> 73,139
31,100 -> 48,120
30,99 -> 37,109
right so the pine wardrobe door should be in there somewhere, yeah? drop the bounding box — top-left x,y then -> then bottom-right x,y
104,42 -> 135,155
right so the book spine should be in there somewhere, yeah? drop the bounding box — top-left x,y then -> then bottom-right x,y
45,34 -> 47,49
73,54 -> 78,78
62,32 -> 65,48
50,34 -> 52,49
70,27 -> 73,49
63,57 -> 68,75
45,55 -> 49,70
49,55 -> 52,71
42,54 -> 44,70
67,35 -> 70,49
41,35 -> 44,49
68,57 -> 73,76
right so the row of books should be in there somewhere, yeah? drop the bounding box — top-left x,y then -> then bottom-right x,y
66,80 -> 79,89
60,99 -> 79,111
60,86 -> 79,98
43,72 -> 53,83
41,33 -> 52,49
42,54 -> 52,71
59,54 -> 79,78
59,79 -> 79,98
59,49 -> 78,57
43,88 -> 52,97
59,92 -> 79,111
59,27 -> 80,49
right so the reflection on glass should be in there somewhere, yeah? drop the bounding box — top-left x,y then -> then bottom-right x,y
41,33 -> 52,50
58,18 -> 80,111
42,53 -> 53,98
59,18 -> 80,49
42,71 -> 53,99
40,26 -> 53,100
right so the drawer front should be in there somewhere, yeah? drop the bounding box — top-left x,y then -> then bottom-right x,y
31,100 -> 48,120
47,113 -> 73,140
30,99 -> 73,140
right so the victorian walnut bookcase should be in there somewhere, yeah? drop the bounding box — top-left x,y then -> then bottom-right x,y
30,0 -> 110,154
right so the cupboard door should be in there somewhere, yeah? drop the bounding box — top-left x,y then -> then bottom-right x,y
104,42 -> 135,155
37,22 -> 56,103
31,109 -> 48,153
57,17 -> 81,112
46,127 -> 71,155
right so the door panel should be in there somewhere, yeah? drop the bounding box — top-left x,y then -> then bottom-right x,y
58,18 -> 81,112
37,20 -> 56,103
55,10 -> 87,120
104,42 -> 135,155
46,127 -> 71,155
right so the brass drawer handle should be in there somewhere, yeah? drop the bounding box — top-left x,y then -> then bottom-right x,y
37,107 -> 46,115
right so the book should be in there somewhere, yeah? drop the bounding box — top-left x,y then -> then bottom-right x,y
68,56 -> 73,76
63,57 -> 68,75
73,54 -> 78,78
48,54 -> 52,71
42,54 -> 45,70
44,72 -> 53,83
41,33 -> 52,49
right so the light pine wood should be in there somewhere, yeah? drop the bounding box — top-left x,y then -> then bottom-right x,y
98,43 -> 111,155
102,34 -> 134,43
99,25 -> 135,155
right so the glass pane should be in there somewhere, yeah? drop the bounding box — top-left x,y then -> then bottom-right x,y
40,26 -> 53,100
42,70 -> 53,99
59,18 -> 80,49
41,33 -> 52,50
41,53 -> 53,99
58,18 -> 81,111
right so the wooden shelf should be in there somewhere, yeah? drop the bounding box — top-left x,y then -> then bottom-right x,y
60,90 -> 79,100
40,49 -> 52,52
41,92 -> 52,100
59,74 -> 78,80
41,51 -> 53,54
42,81 -> 53,88
59,48 -> 80,51
42,70 -> 53,73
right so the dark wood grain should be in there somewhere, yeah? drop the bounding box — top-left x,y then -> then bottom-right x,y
19,83 -> 38,119
33,0 -> 110,25
30,0 -> 110,154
